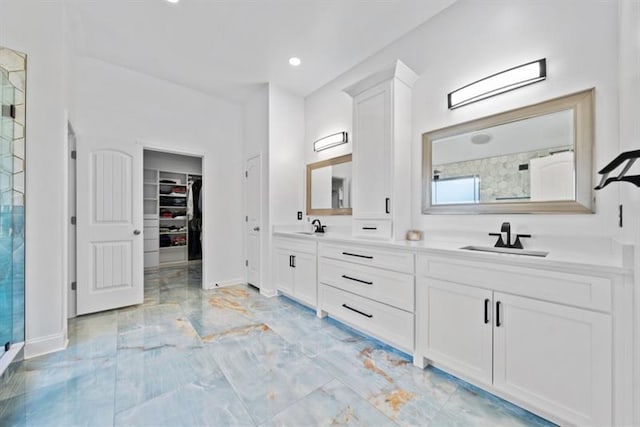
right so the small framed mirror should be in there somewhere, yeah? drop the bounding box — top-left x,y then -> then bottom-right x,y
307,154 -> 352,215
422,89 -> 594,214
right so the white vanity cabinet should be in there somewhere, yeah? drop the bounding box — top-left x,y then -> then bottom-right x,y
344,60 -> 417,240
273,237 -> 317,308
318,242 -> 415,352
415,255 -> 616,426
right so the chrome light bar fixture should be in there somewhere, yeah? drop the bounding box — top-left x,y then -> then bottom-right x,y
314,131 -> 348,152
448,58 -> 547,109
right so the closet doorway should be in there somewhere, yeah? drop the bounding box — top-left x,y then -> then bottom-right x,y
143,149 -> 204,289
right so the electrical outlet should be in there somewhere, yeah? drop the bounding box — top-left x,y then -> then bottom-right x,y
297,211 -> 303,220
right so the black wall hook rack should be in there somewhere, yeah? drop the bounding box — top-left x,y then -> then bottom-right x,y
594,149 -> 640,190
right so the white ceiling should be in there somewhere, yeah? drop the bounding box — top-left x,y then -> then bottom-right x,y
65,0 -> 456,103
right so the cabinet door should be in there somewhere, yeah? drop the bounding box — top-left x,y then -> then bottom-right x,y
420,278 -> 493,385
493,292 -> 611,426
292,252 -> 317,307
352,81 -> 392,219
274,249 -> 294,294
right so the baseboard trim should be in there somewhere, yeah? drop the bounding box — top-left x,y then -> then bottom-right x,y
205,277 -> 245,290
260,288 -> 278,298
24,332 -> 68,359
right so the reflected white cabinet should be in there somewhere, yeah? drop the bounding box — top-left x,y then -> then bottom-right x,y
273,237 -> 317,308
344,60 -> 417,239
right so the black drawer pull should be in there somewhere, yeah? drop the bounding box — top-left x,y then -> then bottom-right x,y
342,252 -> 373,259
341,275 -> 373,285
362,227 -> 378,230
484,298 -> 490,324
342,303 -> 373,318
496,301 -> 502,327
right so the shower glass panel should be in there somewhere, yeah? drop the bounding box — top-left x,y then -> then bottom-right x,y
0,70 -> 15,356
0,46 -> 26,360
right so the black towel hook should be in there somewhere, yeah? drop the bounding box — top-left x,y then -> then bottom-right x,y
594,149 -> 640,190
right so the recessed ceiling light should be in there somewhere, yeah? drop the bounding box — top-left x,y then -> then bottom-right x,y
289,57 -> 301,67
166,0 -> 180,3
471,133 -> 492,145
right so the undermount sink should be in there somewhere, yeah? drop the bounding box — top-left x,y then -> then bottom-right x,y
461,245 -> 549,258
293,231 -> 316,235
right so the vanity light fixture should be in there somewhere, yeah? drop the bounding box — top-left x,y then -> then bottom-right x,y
448,58 -> 547,109
165,0 -> 180,3
313,131 -> 348,152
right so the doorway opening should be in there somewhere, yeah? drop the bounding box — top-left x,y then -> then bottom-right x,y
143,149 -> 203,293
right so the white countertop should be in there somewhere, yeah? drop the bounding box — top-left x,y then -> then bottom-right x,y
273,229 -> 634,276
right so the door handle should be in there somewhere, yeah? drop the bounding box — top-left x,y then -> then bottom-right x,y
133,229 -> 141,235
253,226 -> 260,231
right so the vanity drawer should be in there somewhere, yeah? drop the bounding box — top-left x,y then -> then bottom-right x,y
319,258 -> 414,312
352,219 -> 392,239
319,242 -> 414,274
319,284 -> 414,352
273,236 -> 317,255
417,255 -> 612,312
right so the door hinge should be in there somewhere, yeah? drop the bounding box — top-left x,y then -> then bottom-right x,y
70,216 -> 76,225
618,204 -> 623,228
245,171 -> 248,178
1,104 -> 15,119
71,281 -> 77,291
70,150 -> 77,160
245,259 -> 248,267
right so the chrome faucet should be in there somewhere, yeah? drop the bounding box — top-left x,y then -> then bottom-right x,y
311,219 -> 326,233
489,222 -> 531,249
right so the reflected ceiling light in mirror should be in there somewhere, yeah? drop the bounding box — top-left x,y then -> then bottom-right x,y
314,131 -> 348,152
470,133 -> 492,145
289,57 -> 302,66
448,59 -> 547,109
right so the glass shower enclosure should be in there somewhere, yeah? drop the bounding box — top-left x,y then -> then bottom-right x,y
0,46 -> 26,361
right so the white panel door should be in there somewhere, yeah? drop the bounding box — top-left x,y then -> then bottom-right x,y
246,155 -> 261,288
352,81 -> 392,219
529,151 -> 575,201
292,252 -> 316,307
77,138 -> 143,315
421,278 -> 493,385
493,292 -> 612,426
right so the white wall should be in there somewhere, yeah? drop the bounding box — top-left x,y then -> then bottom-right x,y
243,85 -> 270,292
144,150 -> 202,176
305,0 -> 621,240
0,0 -> 69,357
71,56 -> 244,290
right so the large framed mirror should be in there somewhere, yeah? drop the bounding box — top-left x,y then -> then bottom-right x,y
307,154 -> 352,215
422,89 -> 594,214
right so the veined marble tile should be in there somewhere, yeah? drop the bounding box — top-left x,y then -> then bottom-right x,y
262,379 -> 395,427
115,346 -> 220,414
210,325 -> 333,425
0,365 -> 116,427
115,373 -> 254,427
429,381 -> 557,427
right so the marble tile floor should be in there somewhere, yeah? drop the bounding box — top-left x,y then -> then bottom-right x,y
0,263 -> 556,426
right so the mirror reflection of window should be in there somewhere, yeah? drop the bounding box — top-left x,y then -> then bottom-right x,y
432,176 -> 479,204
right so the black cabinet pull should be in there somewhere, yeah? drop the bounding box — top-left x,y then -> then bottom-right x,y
484,298 -> 490,324
385,197 -> 390,214
291,255 -> 296,268
496,301 -> 502,327
342,303 -> 373,318
362,227 -> 378,230
342,252 -> 373,259
341,275 -> 373,285
289,255 -> 293,267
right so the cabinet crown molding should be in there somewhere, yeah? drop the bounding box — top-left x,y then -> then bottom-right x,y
343,59 -> 419,97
